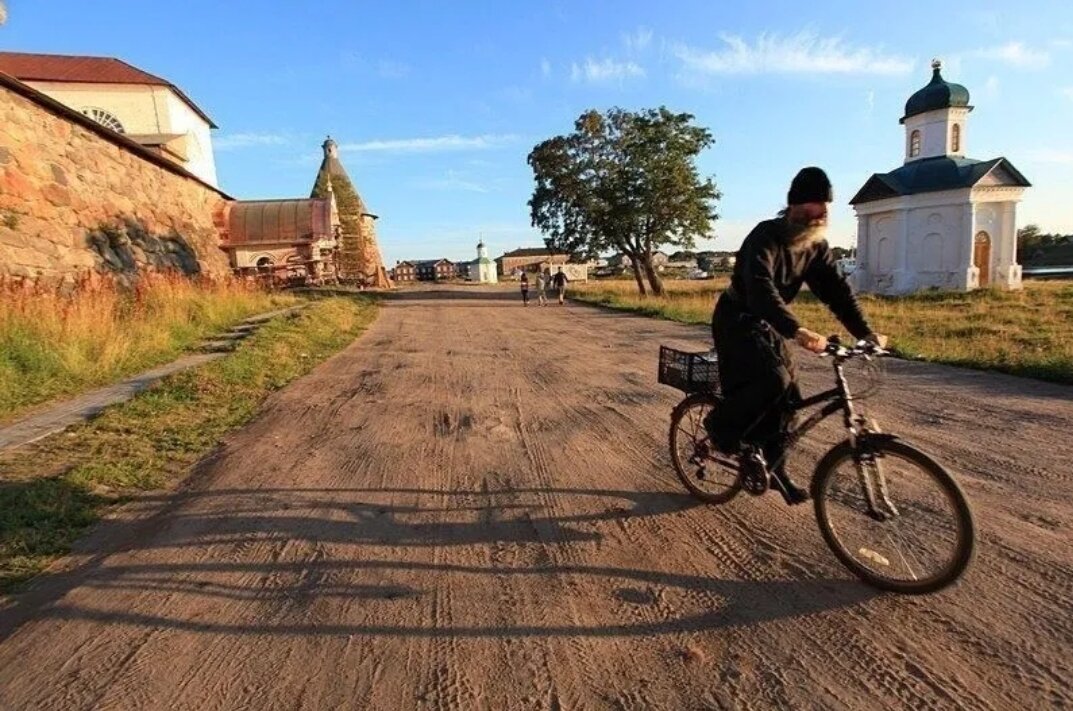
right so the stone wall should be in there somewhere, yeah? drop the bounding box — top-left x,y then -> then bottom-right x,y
0,76 -> 230,282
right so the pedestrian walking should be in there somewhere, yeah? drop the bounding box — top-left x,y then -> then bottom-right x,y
552,267 -> 569,305
520,272 -> 530,306
535,271 -> 549,306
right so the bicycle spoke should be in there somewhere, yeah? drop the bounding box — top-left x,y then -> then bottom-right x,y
886,532 -> 919,581
670,397 -> 740,503
819,445 -> 968,589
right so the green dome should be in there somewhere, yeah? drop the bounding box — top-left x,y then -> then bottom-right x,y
901,60 -> 970,123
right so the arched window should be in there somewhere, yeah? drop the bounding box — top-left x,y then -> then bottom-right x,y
255,256 -> 274,271
80,107 -> 125,133
909,130 -> 922,157
951,124 -> 961,153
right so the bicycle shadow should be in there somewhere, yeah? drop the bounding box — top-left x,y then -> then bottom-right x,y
1,485 -> 879,641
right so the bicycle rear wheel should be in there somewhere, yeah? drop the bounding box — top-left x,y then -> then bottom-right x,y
813,439 -> 975,594
669,393 -> 741,504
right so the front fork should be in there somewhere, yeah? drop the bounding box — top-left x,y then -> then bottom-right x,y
851,419 -> 900,521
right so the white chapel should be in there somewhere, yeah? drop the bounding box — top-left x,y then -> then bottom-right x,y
850,60 -> 1031,294
466,240 -> 498,284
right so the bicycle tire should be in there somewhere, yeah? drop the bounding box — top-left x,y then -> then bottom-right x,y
668,392 -> 742,505
813,439 -> 975,594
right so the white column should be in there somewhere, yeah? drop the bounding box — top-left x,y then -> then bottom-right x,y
962,201 -> 977,290
852,215 -> 869,291
893,209 -> 912,293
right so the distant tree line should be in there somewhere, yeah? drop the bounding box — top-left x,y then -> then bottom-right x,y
1017,225 -> 1073,265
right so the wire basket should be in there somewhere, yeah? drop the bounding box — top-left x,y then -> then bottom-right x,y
658,346 -> 720,393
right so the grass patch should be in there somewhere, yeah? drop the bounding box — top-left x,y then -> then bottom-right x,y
0,272 -> 299,422
571,278 -> 1073,384
0,296 -> 378,593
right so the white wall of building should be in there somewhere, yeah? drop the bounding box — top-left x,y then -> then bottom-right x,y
26,81 -> 167,134
854,188 -> 1023,294
903,107 -> 969,162
24,80 -> 217,186
164,91 -> 217,186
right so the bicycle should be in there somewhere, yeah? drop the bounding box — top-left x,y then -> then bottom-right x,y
660,337 -> 975,594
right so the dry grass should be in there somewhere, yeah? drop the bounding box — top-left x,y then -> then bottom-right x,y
572,277 -> 1073,384
0,272 -> 298,421
0,296 -> 378,592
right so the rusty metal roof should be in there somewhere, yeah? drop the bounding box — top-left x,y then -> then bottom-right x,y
225,199 -> 332,247
0,51 -> 217,127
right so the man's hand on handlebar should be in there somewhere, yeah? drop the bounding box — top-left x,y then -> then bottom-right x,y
794,327 -> 827,354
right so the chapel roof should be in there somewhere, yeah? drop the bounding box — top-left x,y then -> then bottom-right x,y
850,156 -> 1031,205
902,60 -> 971,123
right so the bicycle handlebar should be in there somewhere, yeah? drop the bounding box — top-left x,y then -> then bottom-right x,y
820,336 -> 889,361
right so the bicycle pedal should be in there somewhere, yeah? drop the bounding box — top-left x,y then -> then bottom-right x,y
740,451 -> 769,496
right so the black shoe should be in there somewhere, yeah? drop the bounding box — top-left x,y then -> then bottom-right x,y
772,470 -> 810,506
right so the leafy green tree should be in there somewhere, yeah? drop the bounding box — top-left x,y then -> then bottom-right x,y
527,107 -> 720,295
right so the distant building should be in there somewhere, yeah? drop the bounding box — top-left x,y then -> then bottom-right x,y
393,261 -> 417,282
218,198 -> 338,285
607,251 -> 670,271
394,258 -> 455,282
0,51 -> 219,186
311,137 -> 392,288
464,240 -> 498,283
497,247 -> 569,277
850,60 -> 1030,294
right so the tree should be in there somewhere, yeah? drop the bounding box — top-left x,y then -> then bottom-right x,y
527,107 -> 720,295
1017,224 -> 1042,255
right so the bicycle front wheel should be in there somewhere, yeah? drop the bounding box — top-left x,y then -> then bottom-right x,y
813,439 -> 975,594
668,393 -> 741,504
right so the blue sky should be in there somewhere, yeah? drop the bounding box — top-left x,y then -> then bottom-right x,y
3,0 -> 1072,264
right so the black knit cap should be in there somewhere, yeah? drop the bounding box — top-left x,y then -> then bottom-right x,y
787,166 -> 833,204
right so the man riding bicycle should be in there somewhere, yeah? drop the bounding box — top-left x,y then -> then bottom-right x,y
705,167 -> 887,506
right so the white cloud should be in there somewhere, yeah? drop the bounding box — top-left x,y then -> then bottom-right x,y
1026,149 -> 1073,164
415,170 -> 491,193
971,41 -> 1049,68
674,31 -> 914,76
570,57 -> 645,84
540,57 -> 552,78
1059,86 -> 1073,100
623,27 -> 653,53
502,86 -> 533,104
1052,38 -> 1073,49
340,51 -> 411,78
865,90 -> 875,112
339,134 -> 518,153
984,75 -> 1001,99
377,60 -> 410,79
214,132 -> 289,151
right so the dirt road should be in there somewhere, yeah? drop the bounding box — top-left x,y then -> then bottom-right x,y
1,285 -> 1070,710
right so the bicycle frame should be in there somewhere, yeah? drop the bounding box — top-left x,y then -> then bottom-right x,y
778,357 -> 900,521
780,360 -> 856,449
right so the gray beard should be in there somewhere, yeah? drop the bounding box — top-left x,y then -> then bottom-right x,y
785,220 -> 828,250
